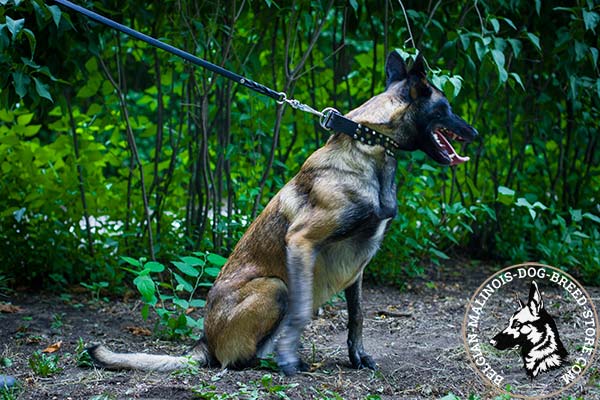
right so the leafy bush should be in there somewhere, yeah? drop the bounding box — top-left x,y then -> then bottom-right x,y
121,252 -> 227,339
0,0 -> 598,290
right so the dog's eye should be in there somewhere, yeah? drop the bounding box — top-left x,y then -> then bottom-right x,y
511,321 -> 521,329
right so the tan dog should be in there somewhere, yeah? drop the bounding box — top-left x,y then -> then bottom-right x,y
89,50 -> 478,375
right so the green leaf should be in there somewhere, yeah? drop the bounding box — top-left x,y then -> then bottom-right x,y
570,209 -> 583,222
5,16 -> 25,39
448,76 -> 462,98
46,4 -> 62,28
498,186 -> 515,197
172,298 -> 189,309
17,113 -> 34,126
12,72 -> 30,98
421,164 -> 438,172
141,304 -> 149,320
459,33 -> 470,50
349,0 -> 358,11
76,78 -> 101,99
572,231 -> 590,239
173,272 -> 193,292
207,253 -> 228,267
490,18 -> 500,33
439,393 -> 461,400
143,261 -> 165,273
430,248 -> 450,260
510,73 -> 525,90
490,49 -> 508,83
569,75 -> 578,100
491,49 -> 505,69
133,275 -> 155,303
507,38 -> 522,58
526,32 -> 541,52
179,256 -> 205,267
14,124 -> 41,136
583,213 -> 600,224
583,10 -> 599,33
172,261 -> 199,277
515,198 -> 537,220
21,28 -> 36,56
13,208 -> 26,222
189,299 -> 206,308
474,40 -> 487,61
33,77 -> 53,101
120,256 -> 141,267
575,41 -> 587,62
501,17 -> 517,30
515,197 -> 531,208
590,47 -> 598,69
204,267 -> 221,278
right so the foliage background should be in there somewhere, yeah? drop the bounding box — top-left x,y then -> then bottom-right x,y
0,0 -> 598,291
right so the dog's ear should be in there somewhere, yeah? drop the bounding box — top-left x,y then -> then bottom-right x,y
409,53 -> 427,79
407,53 -> 432,100
527,281 -> 543,316
385,51 -> 407,87
517,298 -> 525,309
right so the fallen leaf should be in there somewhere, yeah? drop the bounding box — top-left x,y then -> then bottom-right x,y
126,326 -> 151,336
42,341 -> 62,353
0,304 -> 22,313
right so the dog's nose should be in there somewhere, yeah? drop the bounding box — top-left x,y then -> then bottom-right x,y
470,126 -> 479,138
489,338 -> 497,347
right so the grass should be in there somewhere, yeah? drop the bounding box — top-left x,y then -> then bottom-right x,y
28,351 -> 62,377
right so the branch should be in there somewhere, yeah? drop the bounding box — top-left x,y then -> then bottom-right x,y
98,53 -> 156,260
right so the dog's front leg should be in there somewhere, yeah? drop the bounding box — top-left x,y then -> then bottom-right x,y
276,234 -> 316,375
345,273 -> 376,370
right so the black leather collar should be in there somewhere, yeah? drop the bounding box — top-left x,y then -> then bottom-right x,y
321,110 -> 401,159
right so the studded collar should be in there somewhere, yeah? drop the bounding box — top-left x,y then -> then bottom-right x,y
322,111 -> 402,159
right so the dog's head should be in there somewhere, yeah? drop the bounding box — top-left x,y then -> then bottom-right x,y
489,281 -> 545,350
348,51 -> 478,165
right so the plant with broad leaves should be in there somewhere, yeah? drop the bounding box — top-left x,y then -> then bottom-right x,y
121,251 -> 227,339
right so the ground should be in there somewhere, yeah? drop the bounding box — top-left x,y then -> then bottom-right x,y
0,261 -> 598,400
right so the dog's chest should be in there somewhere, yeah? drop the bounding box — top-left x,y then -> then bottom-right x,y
312,217 -> 390,308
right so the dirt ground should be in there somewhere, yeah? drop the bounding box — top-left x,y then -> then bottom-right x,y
1,261 -> 598,400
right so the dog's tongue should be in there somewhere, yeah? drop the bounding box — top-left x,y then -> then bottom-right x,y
435,131 -> 470,165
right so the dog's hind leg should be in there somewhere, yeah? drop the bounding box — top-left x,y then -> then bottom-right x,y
345,273 -> 376,369
205,276 -> 288,369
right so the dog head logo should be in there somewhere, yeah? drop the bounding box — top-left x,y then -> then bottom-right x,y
489,280 -> 568,378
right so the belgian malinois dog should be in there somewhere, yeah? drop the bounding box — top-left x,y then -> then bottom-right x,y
89,51 -> 478,375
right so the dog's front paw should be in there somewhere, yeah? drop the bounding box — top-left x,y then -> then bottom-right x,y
277,355 -> 308,376
349,350 -> 377,370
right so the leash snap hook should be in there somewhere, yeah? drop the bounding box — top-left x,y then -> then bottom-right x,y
319,107 -> 340,131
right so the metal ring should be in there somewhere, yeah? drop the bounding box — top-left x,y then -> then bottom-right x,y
276,92 -> 287,105
319,107 -> 340,130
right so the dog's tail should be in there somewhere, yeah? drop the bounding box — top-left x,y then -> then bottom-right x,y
87,337 -> 212,372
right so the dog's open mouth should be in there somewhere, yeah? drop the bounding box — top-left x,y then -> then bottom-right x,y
432,127 -> 470,166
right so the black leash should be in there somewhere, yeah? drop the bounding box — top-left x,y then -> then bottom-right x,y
52,0 -> 402,159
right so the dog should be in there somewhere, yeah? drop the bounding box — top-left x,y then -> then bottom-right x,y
489,281 -> 568,378
89,50 -> 478,375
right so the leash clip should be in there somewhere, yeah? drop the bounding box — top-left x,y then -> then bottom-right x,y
319,107 -> 340,131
